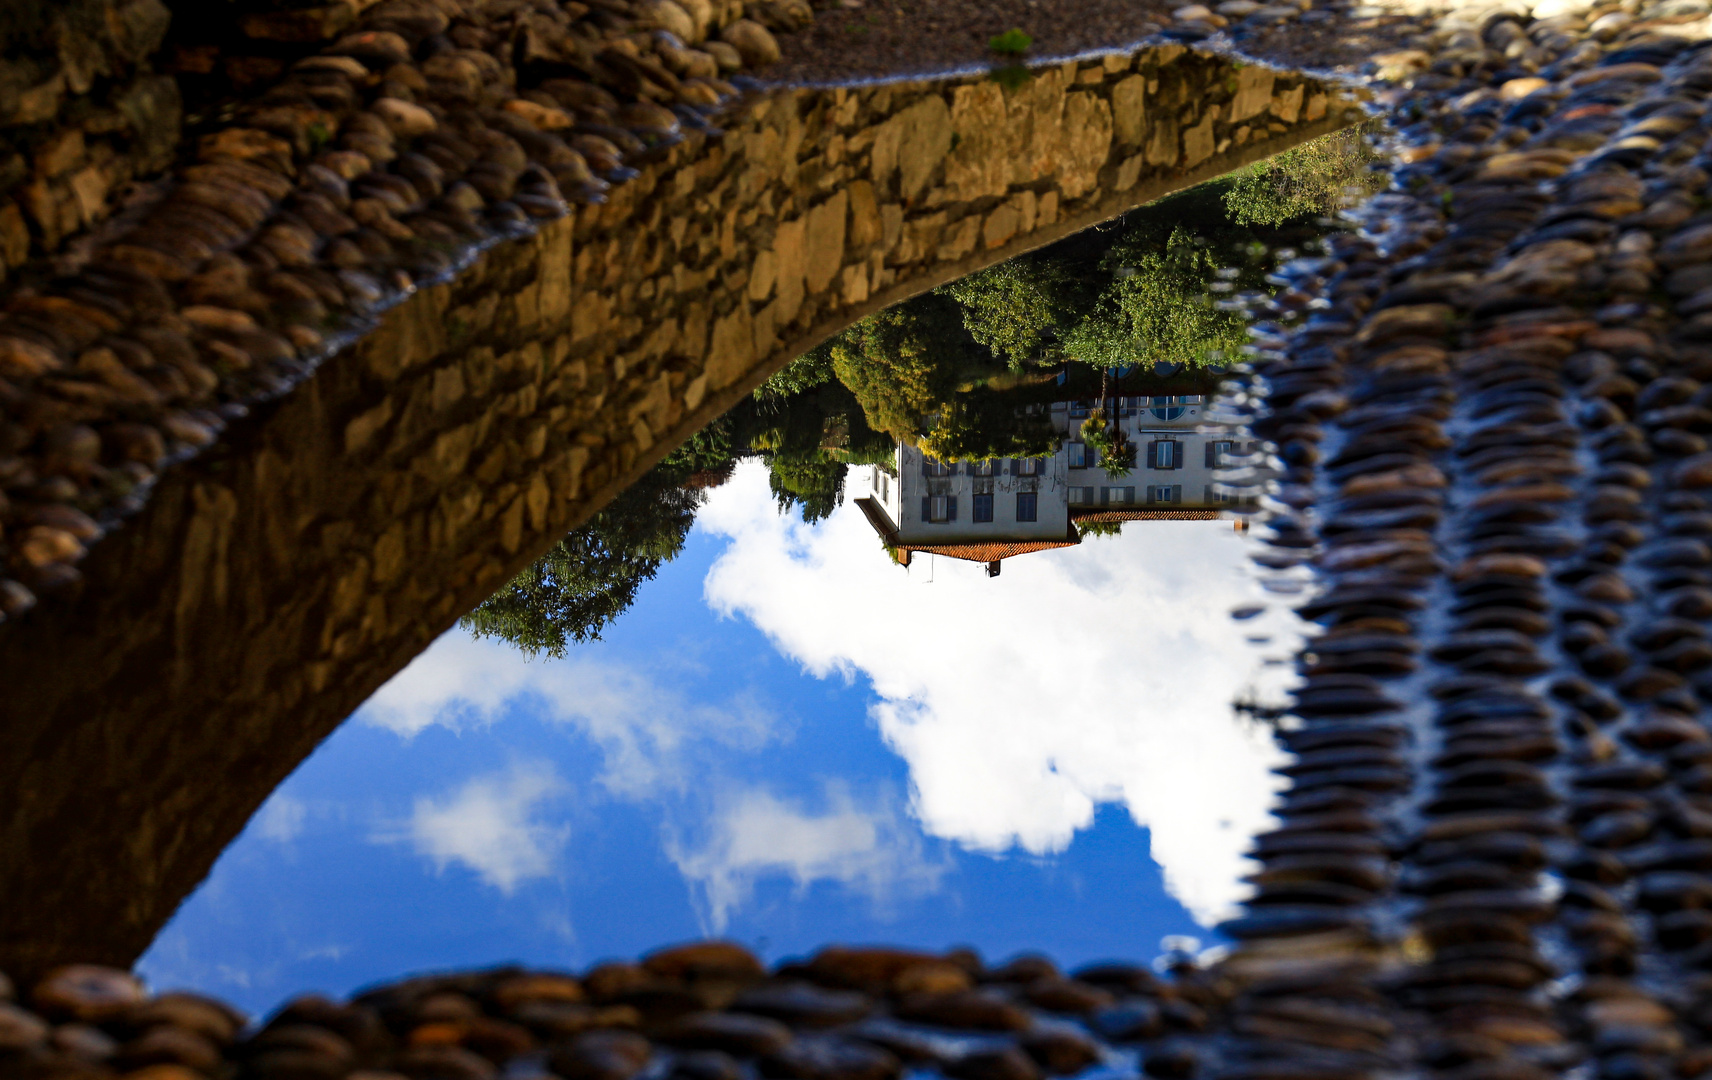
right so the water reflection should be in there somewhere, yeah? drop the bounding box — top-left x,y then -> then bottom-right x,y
140,461 -> 1296,1014
861,398 -> 1255,575
101,128 -> 1383,1010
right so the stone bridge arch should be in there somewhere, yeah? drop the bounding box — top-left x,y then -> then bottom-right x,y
0,46 -> 1360,981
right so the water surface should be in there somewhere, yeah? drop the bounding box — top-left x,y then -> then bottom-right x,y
140,462 -> 1299,1014
128,125 -> 1390,1013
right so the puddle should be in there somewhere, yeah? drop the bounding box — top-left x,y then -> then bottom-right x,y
127,124 -> 1390,1013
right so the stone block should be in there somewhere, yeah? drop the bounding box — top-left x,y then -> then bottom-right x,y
840,263 -> 869,304
526,473 -> 551,532
1111,75 -> 1148,148
1228,64 -> 1276,123
880,202 -> 904,254
113,0 -> 175,61
771,215 -> 806,323
1115,153 -> 1144,192
883,95 -> 952,202
1183,111 -> 1216,169
936,216 -> 980,262
983,203 -> 1021,249
500,495 -> 527,555
945,82 -> 1009,202
68,165 -> 110,226
1058,93 -> 1113,200
0,202 -> 29,270
747,247 -> 777,301
13,75 -> 65,126
752,299 -> 780,360
34,131 -> 85,178
804,190 -> 848,293
706,303 -> 755,389
848,179 -> 881,249
1005,66 -> 1068,186
1144,114 -> 1179,167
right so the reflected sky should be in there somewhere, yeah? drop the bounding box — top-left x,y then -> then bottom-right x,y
138,462 -> 1299,1016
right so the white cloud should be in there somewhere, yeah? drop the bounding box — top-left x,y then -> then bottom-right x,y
358,634 -> 778,797
398,762 -> 569,893
697,462 -> 1295,925
253,794 -> 308,844
669,782 -> 948,932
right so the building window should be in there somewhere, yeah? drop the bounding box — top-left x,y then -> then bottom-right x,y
1069,486 -> 1096,505
1149,396 -> 1186,421
923,458 -> 955,477
1104,486 -> 1135,506
1012,457 -> 1044,476
1147,485 -> 1182,505
923,495 -> 958,522
1206,440 -> 1235,468
1016,492 -> 1037,522
1070,401 -> 1091,419
972,460 -> 996,477
1149,440 -> 1180,469
973,493 -> 994,522
1070,442 -> 1097,469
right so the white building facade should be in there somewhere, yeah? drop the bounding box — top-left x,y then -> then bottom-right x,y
855,395 -> 1255,567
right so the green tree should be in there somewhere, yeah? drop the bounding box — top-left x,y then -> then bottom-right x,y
768,453 -> 848,523
945,257 -> 1096,369
460,470 -> 703,657
1222,124 -> 1386,228
460,428 -> 735,657
754,342 -> 838,399
1061,227 -> 1251,370
828,292 -> 992,443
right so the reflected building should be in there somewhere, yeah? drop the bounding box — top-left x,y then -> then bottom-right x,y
855,396 -> 1253,574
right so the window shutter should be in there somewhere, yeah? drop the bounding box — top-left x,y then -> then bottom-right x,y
921,496 -> 931,520
1125,486 -> 1135,504
1205,441 -> 1216,467
1170,441 -> 1182,469
948,497 -> 958,522
1172,485 -> 1182,503
1146,441 -> 1156,469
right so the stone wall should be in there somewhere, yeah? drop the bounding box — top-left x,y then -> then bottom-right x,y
0,46 -> 1361,981
0,0 -> 178,282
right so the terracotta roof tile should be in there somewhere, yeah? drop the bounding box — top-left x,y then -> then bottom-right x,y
1072,509 -> 1222,523
895,540 -> 1081,563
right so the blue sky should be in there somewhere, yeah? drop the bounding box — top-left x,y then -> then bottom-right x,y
138,463 -> 1299,1017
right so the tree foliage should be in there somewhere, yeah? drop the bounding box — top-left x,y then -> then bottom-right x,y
1060,227 -> 1252,370
459,428 -> 733,657
460,468 -> 703,657
768,453 -> 847,523
944,257 -> 1095,369
1079,413 -> 1134,478
827,292 -> 992,442
754,342 -> 838,399
1222,124 -> 1386,228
